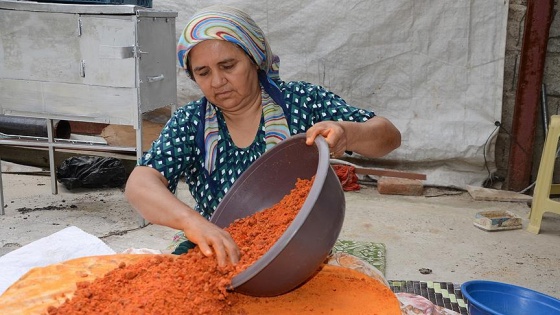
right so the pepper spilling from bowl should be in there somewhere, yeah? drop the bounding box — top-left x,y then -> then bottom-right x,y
210,133 -> 346,296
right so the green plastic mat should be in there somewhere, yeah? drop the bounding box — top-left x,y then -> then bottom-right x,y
332,240 -> 386,275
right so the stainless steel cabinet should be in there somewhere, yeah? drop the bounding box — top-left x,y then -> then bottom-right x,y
0,0 -> 177,125
0,0 -> 178,220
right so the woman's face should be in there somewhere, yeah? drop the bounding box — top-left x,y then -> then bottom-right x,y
189,40 -> 260,111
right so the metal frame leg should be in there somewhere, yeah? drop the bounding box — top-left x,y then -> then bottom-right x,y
0,159 -> 4,215
46,118 -> 58,195
136,120 -> 147,227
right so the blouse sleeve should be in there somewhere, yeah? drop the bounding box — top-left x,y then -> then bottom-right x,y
280,80 -> 375,133
138,103 -> 200,194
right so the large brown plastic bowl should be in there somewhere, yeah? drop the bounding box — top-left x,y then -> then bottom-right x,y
209,134 -> 345,297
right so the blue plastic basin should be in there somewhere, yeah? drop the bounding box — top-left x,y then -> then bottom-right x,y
461,280 -> 560,315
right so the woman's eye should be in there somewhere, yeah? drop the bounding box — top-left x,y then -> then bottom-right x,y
223,64 -> 234,70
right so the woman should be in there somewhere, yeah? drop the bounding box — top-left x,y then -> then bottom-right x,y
125,5 -> 401,267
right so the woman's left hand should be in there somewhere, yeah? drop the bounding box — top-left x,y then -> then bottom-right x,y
305,121 -> 347,158
305,116 -> 401,159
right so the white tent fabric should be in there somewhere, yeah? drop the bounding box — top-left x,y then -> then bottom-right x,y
155,0 -> 509,188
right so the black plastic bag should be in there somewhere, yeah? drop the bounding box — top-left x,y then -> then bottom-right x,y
56,156 -> 127,190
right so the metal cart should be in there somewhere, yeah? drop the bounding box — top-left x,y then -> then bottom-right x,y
0,0 -> 178,225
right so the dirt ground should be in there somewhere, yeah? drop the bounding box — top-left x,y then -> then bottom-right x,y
0,161 -> 559,299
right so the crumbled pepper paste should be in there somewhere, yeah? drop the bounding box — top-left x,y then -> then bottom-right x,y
48,178 -> 313,315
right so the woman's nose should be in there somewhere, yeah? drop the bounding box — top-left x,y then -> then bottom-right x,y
211,71 -> 226,87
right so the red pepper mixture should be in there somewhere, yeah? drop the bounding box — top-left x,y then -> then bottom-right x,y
48,178 -> 313,315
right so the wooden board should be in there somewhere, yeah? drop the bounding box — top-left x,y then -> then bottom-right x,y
466,185 -> 532,202
353,166 -> 427,180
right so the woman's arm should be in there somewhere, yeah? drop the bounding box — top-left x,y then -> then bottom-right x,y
124,166 -> 239,266
305,116 -> 401,158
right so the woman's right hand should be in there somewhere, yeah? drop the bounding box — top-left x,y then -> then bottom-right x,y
125,166 -> 240,268
183,215 -> 240,268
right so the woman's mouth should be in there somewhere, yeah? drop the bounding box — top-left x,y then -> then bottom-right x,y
215,90 -> 232,98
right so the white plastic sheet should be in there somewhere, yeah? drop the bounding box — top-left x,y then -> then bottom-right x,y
156,0 -> 509,188
0,226 -> 115,296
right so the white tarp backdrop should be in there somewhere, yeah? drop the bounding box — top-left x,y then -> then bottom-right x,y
154,0 -> 508,189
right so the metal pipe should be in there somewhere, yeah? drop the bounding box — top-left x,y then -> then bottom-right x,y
0,116 -> 71,139
507,0 -> 554,192
0,132 -> 106,145
0,138 -> 136,153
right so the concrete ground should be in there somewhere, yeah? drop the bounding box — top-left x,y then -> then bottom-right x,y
1,161 -> 559,299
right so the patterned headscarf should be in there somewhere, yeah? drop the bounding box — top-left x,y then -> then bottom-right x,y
178,6 -> 290,175
177,5 -> 280,79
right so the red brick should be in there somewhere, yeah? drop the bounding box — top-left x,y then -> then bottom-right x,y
377,177 -> 424,196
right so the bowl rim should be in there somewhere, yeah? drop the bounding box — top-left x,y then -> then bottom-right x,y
461,280 -> 560,315
221,134 -> 331,289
